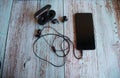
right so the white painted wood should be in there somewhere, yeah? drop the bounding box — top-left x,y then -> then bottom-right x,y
64,0 -> 120,78
2,1 -> 38,78
1,0 -> 120,78
35,0 -> 64,78
0,0 -> 13,77
2,0 -> 64,78
112,0 -> 120,39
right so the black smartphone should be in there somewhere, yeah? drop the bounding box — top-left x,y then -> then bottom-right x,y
75,13 -> 95,50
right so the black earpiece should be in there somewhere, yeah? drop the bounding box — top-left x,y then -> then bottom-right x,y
51,18 -> 59,24
62,16 -> 68,22
34,29 -> 41,38
34,4 -> 56,25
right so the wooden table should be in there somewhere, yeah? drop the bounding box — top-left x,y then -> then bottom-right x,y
0,0 -> 120,78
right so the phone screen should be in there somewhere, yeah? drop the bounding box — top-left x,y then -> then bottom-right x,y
75,13 -> 95,50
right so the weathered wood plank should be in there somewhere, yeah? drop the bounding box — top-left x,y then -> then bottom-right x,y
0,0 -> 13,77
112,0 -> 120,39
36,0 -> 64,78
92,1 -> 120,78
2,0 -> 65,78
2,0 -> 120,78
2,1 -> 38,78
112,0 -> 120,77
64,0 -> 120,78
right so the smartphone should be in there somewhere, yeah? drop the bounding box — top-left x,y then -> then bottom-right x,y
75,13 -> 95,50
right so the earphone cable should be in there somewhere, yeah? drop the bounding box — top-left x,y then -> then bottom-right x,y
33,26 -> 82,67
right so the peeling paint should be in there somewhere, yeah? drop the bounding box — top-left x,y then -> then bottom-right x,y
112,0 -> 120,39
105,0 -> 113,14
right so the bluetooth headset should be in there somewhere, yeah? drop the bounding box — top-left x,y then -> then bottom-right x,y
33,4 -> 82,67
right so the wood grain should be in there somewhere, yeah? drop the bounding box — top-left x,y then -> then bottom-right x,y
36,0 -> 64,78
112,0 -> 120,38
2,0 -> 65,78
64,0 -> 120,78
0,0 -> 13,77
2,1 -> 37,78
1,0 -> 120,78
112,0 -> 120,77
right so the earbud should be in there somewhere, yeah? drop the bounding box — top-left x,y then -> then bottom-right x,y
61,16 -> 68,22
34,29 -> 41,38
